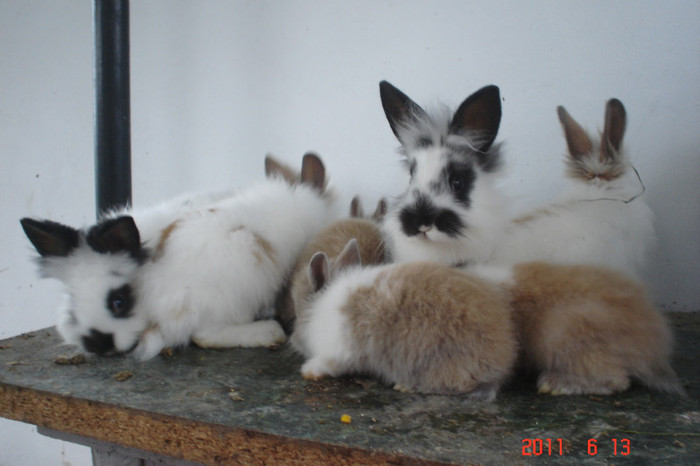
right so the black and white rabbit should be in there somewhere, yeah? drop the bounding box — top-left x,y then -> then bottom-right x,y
291,239 -> 518,399
488,99 -> 655,276
380,81 -> 654,276
21,153 -> 336,360
378,80 -> 509,266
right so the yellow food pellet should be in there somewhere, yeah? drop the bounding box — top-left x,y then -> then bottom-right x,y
340,414 -> 352,424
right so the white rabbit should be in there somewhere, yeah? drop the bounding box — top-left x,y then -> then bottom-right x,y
291,239 -> 518,400
378,80 -> 509,267
275,196 -> 386,334
379,82 -> 654,277
21,153 -> 336,360
472,261 -> 684,396
489,99 -> 655,276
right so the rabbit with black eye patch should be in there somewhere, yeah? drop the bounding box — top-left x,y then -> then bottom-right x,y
291,239 -> 518,400
21,153 -> 336,360
488,99 -> 655,277
471,262 -> 685,396
378,81 -> 509,267
275,196 -> 387,334
380,83 -> 654,277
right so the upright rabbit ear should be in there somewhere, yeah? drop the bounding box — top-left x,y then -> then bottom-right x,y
350,196 -> 364,218
20,218 -> 80,257
86,216 -> 141,257
372,198 -> 388,222
379,81 -> 429,142
334,238 -> 362,271
308,252 -> 330,292
265,155 -> 298,185
601,98 -> 626,162
557,105 -> 593,160
449,85 -> 502,153
300,152 -> 326,192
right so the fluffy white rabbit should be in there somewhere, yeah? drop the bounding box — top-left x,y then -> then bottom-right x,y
378,80 -> 509,267
379,81 -> 654,277
291,239 -> 518,400
489,99 -> 655,276
21,153 -> 336,360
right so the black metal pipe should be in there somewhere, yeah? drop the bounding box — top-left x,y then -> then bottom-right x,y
94,0 -> 131,218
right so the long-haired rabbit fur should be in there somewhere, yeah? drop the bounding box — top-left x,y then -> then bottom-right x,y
473,262 -> 684,396
378,80 -> 508,266
20,153 -> 336,360
276,196 -> 387,334
291,239 -> 518,400
379,82 -> 654,277
489,99 -> 655,276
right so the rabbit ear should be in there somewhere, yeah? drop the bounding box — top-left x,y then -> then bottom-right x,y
449,85 -> 502,152
557,105 -> 593,159
20,218 -> 80,257
308,251 -> 330,292
300,152 -> 326,191
86,216 -> 141,256
379,80 -> 429,142
334,238 -> 362,271
601,98 -> 626,162
372,198 -> 388,222
350,196 -> 364,218
265,155 -> 298,185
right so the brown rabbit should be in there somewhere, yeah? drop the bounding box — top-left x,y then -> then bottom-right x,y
291,239 -> 518,400
499,262 -> 685,395
275,196 -> 387,334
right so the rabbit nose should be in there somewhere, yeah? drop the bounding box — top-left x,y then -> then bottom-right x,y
82,328 -> 116,355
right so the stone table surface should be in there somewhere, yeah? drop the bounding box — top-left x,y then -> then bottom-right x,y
0,312 -> 698,465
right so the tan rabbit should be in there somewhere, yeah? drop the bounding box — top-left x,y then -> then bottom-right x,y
483,262 -> 685,395
291,239 -> 518,400
276,196 -> 387,334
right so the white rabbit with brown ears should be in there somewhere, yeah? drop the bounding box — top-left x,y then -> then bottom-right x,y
21,153 -> 336,360
291,239 -> 518,400
378,80 -> 509,267
488,99 -> 655,276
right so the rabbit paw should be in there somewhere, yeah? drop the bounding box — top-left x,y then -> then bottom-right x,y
192,320 -> 286,348
301,358 -> 340,380
538,373 -> 630,396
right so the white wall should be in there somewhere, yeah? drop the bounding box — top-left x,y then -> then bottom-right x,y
1,1 -> 698,464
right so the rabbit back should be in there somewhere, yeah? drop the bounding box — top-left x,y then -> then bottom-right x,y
510,262 -> 683,395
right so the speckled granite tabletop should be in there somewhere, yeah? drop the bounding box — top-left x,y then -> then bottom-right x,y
1,312 -> 698,465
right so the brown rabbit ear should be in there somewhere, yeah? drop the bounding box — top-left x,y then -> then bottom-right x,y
308,252 -> 330,292
601,98 -> 626,162
379,80 -> 429,142
350,196 -> 364,218
265,155 -> 297,185
334,238 -> 362,271
372,198 -> 388,222
300,152 -> 326,191
557,105 -> 593,159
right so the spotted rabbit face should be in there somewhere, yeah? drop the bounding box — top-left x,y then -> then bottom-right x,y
379,81 -> 507,265
21,216 -> 150,355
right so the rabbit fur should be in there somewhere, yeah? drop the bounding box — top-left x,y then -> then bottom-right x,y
379,82 -> 654,277
472,262 -> 684,396
291,239 -> 518,400
21,153 -> 336,360
378,80 -> 509,267
276,196 -> 387,334
488,99 -> 655,277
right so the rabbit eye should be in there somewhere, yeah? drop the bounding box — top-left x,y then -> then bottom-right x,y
106,285 -> 134,318
450,175 -> 464,193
